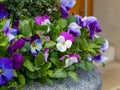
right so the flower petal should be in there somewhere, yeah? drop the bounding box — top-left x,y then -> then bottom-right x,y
56,43 -> 67,52
57,36 -> 65,43
65,40 -> 72,48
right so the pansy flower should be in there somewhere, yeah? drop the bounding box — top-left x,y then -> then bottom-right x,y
82,16 -> 102,40
68,22 -> 81,36
10,53 -> 24,70
60,0 -> 76,18
60,54 -> 79,67
93,54 -> 108,63
74,15 -> 83,27
3,20 -> 18,41
0,58 -> 13,85
34,14 -> 50,32
0,4 -> 9,19
30,39 -> 42,57
56,32 -> 75,52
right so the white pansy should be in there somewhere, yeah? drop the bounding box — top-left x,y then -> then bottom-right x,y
65,57 -> 78,67
56,36 -> 72,52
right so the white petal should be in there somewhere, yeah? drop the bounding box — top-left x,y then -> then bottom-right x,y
65,57 -> 78,67
43,19 -> 50,25
30,46 -> 36,54
57,36 -> 65,42
70,57 -> 78,63
65,40 -> 72,48
7,33 -> 15,41
56,43 -> 67,52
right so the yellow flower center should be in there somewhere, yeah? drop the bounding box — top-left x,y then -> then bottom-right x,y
62,42 -> 66,46
32,42 -> 36,47
0,69 -> 3,73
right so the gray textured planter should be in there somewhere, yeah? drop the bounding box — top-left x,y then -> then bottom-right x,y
24,66 -> 102,90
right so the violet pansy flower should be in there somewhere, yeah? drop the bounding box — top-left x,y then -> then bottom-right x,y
0,58 -> 13,85
74,15 -> 83,27
34,14 -> 50,32
60,0 -> 76,18
82,16 -> 102,40
10,53 -> 24,70
0,4 -> 9,19
68,22 -> 82,36
30,39 -> 42,57
3,20 -> 18,41
93,54 -> 108,63
60,54 -> 79,67
8,38 -> 25,54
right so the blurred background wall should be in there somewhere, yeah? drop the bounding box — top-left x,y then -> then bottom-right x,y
94,0 -> 120,61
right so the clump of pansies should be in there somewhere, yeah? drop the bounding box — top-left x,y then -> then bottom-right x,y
0,0 -> 109,89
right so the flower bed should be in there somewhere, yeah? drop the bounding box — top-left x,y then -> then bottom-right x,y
0,0 -> 108,90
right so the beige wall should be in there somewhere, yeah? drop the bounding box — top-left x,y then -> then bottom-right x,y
93,0 -> 120,60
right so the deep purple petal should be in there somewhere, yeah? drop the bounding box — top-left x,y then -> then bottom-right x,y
60,32 -> 75,42
8,38 -> 25,54
60,5 -> 69,18
0,4 -> 9,19
10,53 -> 24,70
0,74 -> 6,85
68,54 -> 79,58
74,15 -> 83,27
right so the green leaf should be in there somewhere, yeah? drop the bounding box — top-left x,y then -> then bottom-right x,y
19,19 -> 32,37
86,61 -> 94,71
18,74 -> 25,85
95,37 -> 105,45
53,69 -> 67,78
13,69 -> 17,77
68,71 -> 78,82
23,60 -> 35,72
34,52 -> 45,67
26,70 -> 38,79
50,51 -> 58,58
65,65 -> 75,71
56,18 -> 68,28
20,42 -> 30,52
87,43 -> 100,49
0,36 -> 8,46
46,78 -> 53,86
75,61 -> 88,70
36,25 -> 48,34
45,62 -> 52,70
47,70 -> 54,77
50,58 -> 60,66
67,15 -> 76,23
0,86 -> 8,90
44,41 -> 56,48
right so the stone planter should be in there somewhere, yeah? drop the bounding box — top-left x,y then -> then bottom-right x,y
24,66 -> 102,90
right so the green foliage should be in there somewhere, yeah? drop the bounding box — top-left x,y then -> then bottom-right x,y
3,0 -> 61,21
68,71 -> 78,82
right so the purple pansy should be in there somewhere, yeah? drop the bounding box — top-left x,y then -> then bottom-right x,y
74,15 -> 83,27
8,38 -> 25,54
93,54 -> 108,63
12,20 -> 21,31
10,53 -> 24,70
60,0 -> 76,18
87,54 -> 92,61
82,16 -> 102,40
0,57 -> 13,85
59,54 -> 79,67
3,20 -> 18,41
60,32 -> 75,42
0,4 -> 9,19
101,39 -> 109,52
34,14 -> 50,25
68,22 -> 82,36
